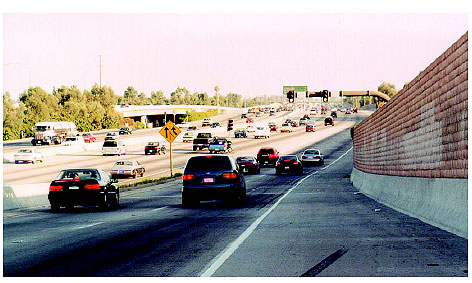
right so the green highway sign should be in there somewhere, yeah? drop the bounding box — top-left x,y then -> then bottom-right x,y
283,86 -> 307,94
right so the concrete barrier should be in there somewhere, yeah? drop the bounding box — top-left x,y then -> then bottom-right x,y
351,168 -> 467,239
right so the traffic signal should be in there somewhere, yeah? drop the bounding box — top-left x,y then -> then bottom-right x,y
227,119 -> 234,131
322,90 -> 329,102
287,90 -> 295,102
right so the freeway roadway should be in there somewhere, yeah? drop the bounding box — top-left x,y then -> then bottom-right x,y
3,109 -> 468,276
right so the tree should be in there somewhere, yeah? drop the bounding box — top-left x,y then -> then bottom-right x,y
137,92 -> 149,105
170,87 -> 189,105
150,90 -> 168,105
378,81 -> 398,98
123,86 -> 138,105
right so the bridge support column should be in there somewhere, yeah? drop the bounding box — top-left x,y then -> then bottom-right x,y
141,115 -> 149,128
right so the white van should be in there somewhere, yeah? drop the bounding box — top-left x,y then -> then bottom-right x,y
63,136 -> 85,146
102,140 -> 127,156
254,125 -> 270,139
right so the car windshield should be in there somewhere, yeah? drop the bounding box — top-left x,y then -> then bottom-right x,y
211,139 -> 226,145
304,150 -> 320,155
56,169 -> 101,180
19,149 -> 32,153
185,156 -> 233,171
115,161 -> 133,166
256,127 -> 265,130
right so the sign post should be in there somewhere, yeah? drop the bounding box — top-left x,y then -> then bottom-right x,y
159,120 -> 181,177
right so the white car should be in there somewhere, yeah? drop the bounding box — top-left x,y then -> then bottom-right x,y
105,132 -> 120,141
102,140 -> 127,156
182,131 -> 195,143
63,136 -> 85,146
254,125 -> 270,139
246,125 -> 256,133
300,149 -> 324,165
14,148 -> 44,164
280,123 -> 293,133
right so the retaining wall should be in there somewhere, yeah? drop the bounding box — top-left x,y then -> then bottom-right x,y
351,32 -> 468,238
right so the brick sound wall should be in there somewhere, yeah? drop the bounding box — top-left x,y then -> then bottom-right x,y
353,32 -> 468,179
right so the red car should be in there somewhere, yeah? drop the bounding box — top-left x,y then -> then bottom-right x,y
268,123 -> 278,131
246,118 -> 254,123
82,133 -> 96,143
256,147 -> 279,167
291,121 -> 299,127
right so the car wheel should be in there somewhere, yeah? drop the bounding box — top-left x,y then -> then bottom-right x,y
163,150 -> 166,154
158,151 -> 161,155
140,171 -> 144,177
193,146 -> 198,151
50,203 -> 60,212
182,193 -> 198,208
145,152 -> 148,155
32,158 -> 36,164
100,195 -> 109,210
110,193 -> 119,209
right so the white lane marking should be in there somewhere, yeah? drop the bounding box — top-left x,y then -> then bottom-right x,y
199,146 -> 353,277
126,195 -> 180,199
152,206 -> 168,212
74,222 -> 105,230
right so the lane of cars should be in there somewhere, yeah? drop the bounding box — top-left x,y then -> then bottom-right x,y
10,104 -> 353,211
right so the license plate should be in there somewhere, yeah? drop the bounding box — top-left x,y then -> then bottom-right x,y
203,178 -> 214,183
69,186 -> 79,190
264,161 -> 268,164
285,167 -> 290,170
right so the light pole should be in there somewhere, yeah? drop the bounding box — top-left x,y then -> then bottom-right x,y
215,86 -> 220,114
99,55 -> 102,88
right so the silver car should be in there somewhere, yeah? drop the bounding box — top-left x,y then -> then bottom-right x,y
110,160 -> 145,178
300,149 -> 324,165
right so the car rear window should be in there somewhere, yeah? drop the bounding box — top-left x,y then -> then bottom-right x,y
304,150 -> 320,155
197,133 -> 212,138
279,156 -> 297,161
103,141 -> 118,147
56,169 -> 101,180
185,156 -> 233,171
237,157 -> 254,162
259,148 -> 275,155
115,161 -> 133,166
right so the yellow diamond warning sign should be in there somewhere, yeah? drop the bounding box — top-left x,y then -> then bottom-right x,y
159,120 -> 181,143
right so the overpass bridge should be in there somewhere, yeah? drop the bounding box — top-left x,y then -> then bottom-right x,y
114,105 -> 242,127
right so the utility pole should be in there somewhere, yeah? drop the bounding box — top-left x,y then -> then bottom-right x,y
215,86 -> 220,114
99,55 -> 102,88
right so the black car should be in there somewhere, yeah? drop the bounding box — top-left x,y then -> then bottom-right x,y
119,127 -> 133,135
182,155 -> 246,207
330,111 -> 337,118
325,116 -> 334,126
236,156 -> 260,174
210,122 -> 221,128
306,124 -> 315,132
275,155 -> 303,175
48,168 -> 119,211
145,141 -> 166,155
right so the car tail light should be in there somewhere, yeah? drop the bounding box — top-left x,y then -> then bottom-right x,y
222,172 -> 237,179
84,184 -> 101,190
293,161 -> 299,165
206,155 -> 212,158
182,174 -> 195,180
49,185 -> 63,192
276,161 -> 281,166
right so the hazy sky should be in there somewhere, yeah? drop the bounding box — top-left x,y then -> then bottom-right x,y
3,13 -> 468,100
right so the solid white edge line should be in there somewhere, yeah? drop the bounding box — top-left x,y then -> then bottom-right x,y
74,222 -> 105,230
199,147 -> 353,277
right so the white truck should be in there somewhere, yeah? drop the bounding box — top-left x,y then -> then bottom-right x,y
31,121 -> 78,145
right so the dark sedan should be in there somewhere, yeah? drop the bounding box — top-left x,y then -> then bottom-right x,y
182,155 -> 246,207
234,128 -> 247,138
275,155 -> 303,175
119,127 -> 133,135
48,168 -> 119,211
236,156 -> 260,174
325,116 -> 335,126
